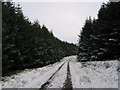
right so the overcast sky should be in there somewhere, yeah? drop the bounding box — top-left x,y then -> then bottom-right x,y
14,1 -> 108,44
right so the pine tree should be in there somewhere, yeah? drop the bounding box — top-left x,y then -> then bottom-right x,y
77,1 -> 120,62
2,1 -> 78,76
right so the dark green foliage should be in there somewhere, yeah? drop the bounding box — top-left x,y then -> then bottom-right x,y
2,2 -> 78,76
77,2 -> 120,62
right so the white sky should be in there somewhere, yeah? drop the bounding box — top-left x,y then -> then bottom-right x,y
13,0 -> 109,44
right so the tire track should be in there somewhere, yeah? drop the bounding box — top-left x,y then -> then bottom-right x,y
62,61 -> 73,90
39,60 -> 68,90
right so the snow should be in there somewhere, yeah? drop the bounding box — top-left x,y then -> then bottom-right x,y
109,38 -> 117,42
0,81 -> 2,90
70,56 -> 118,88
47,61 -> 68,88
1,57 -> 68,88
0,56 -> 118,88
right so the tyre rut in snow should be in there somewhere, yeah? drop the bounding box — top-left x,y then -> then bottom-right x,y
39,61 -> 67,90
62,62 -> 73,90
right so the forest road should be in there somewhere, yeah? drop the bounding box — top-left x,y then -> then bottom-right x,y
39,56 -> 73,90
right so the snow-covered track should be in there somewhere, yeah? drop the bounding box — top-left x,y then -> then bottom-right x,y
40,60 -> 68,90
1,56 -> 118,89
63,61 -> 73,89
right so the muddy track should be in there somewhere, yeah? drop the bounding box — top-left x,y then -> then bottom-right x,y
39,60 -> 67,90
62,61 -> 73,90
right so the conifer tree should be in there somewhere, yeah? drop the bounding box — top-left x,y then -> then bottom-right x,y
77,1 -> 120,62
2,1 -> 78,76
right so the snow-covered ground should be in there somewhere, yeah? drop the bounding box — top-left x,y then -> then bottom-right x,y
1,57 -> 68,88
0,56 -> 118,89
47,60 -> 68,88
70,56 -> 118,88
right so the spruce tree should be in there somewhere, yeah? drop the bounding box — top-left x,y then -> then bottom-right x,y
77,1 -> 120,62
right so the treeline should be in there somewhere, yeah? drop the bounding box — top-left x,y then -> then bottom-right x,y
77,2 -> 120,62
2,2 -> 77,76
